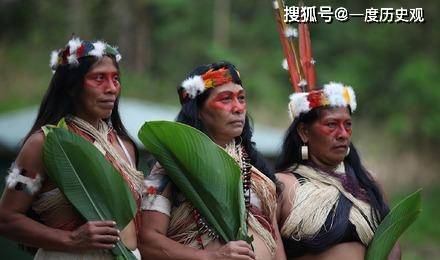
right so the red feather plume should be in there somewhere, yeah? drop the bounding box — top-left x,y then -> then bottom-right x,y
272,0 -> 317,92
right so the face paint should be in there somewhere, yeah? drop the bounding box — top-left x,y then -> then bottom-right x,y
199,83 -> 246,146
306,107 -> 352,169
315,118 -> 352,138
84,72 -> 120,91
76,56 -> 120,123
207,90 -> 246,112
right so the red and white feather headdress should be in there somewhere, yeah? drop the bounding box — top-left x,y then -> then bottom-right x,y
272,0 -> 357,120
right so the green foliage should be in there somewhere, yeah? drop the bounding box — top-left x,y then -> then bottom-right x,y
43,128 -> 137,259
138,121 -> 252,243
0,0 -> 439,149
366,189 -> 422,260
393,187 -> 440,246
389,57 -> 440,144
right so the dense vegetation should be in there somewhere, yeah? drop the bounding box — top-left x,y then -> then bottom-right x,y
1,0 -> 438,151
0,1 -> 438,258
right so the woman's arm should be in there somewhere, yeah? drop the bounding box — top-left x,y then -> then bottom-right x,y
139,166 -> 255,260
275,172 -> 299,226
139,210 -> 207,260
274,172 -> 298,259
139,210 -> 255,260
272,216 -> 287,260
0,132 -> 119,252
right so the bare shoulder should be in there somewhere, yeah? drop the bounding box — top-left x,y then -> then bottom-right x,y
23,131 -> 45,148
275,172 -> 299,225
275,172 -> 299,200
276,172 -> 299,188
15,131 -> 46,176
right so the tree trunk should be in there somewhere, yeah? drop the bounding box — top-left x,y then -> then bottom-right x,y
112,0 -> 135,70
133,2 -> 152,73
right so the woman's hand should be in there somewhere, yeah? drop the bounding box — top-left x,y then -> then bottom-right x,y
207,240 -> 256,260
67,220 -> 120,252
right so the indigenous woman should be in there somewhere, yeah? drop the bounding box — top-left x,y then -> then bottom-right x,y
276,83 -> 400,259
272,26 -> 403,260
0,38 -> 142,259
269,2 -> 401,255
139,61 -> 286,260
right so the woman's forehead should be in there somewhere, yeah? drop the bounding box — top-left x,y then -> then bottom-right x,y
319,107 -> 351,120
88,56 -> 118,74
210,82 -> 243,95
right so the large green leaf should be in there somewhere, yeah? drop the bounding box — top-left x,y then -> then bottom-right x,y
366,189 -> 422,260
43,128 -> 137,259
138,121 -> 251,243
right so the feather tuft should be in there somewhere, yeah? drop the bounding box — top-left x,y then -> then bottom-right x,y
298,79 -> 307,87
284,26 -> 298,38
323,82 -> 346,107
288,92 -> 310,119
346,86 -> 357,112
89,41 -> 106,58
50,50 -> 60,69
181,76 -> 206,98
6,163 -> 43,194
68,37 -> 82,55
282,59 -> 289,70
116,54 -> 122,62
67,54 -> 79,65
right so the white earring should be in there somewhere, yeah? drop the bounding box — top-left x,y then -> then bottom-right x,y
346,146 -> 351,156
301,145 -> 308,160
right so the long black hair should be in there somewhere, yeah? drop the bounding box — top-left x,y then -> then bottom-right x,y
24,54 -> 138,164
176,61 -> 275,182
276,107 -> 389,221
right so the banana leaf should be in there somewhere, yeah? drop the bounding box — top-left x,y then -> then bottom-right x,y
138,121 -> 252,244
366,189 -> 422,260
43,127 -> 137,260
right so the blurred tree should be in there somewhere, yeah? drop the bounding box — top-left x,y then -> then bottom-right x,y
0,0 -> 438,151
213,0 -> 231,48
70,0 -> 90,38
134,1 -> 149,72
112,0 -> 134,67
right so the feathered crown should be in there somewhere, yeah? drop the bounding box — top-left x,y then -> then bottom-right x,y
178,67 -> 234,102
49,37 -> 122,73
272,0 -> 356,120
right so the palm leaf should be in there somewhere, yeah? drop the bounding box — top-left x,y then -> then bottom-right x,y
366,189 -> 422,260
43,127 -> 137,259
138,121 -> 251,243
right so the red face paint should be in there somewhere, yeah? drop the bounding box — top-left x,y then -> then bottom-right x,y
207,90 -> 246,112
84,72 -> 120,92
84,57 -> 120,93
315,118 -> 352,138
199,84 -> 246,146
306,107 -> 352,169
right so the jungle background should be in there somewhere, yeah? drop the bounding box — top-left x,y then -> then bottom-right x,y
0,0 -> 438,259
